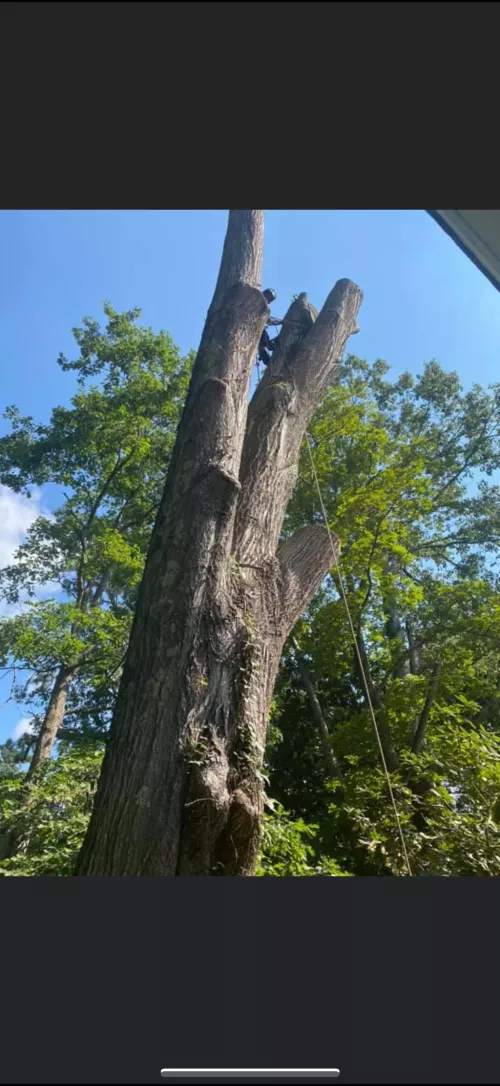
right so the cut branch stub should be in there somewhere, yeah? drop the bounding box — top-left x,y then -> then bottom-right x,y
290,279 -> 362,404
278,524 -> 339,632
209,210 -> 265,315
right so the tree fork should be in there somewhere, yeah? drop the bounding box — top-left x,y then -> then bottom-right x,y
75,211 -> 362,876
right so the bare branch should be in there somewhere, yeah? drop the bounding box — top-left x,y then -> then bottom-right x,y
63,704 -> 115,717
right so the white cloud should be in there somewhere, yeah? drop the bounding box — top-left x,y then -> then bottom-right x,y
12,717 -> 35,741
0,485 -> 60,617
0,484 -> 45,570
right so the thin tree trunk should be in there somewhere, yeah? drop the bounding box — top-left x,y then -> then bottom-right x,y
354,630 -> 399,773
26,664 -> 77,778
3,664 -> 77,858
385,600 -> 409,679
404,664 -> 442,847
25,567 -> 111,780
292,639 -> 343,781
406,619 -> 420,676
411,663 -> 441,755
383,559 -> 409,680
75,210 -> 362,877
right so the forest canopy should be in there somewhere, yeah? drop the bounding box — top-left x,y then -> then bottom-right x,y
1,302 -> 500,876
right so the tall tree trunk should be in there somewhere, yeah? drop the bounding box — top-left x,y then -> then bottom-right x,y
383,560 -> 409,679
410,663 -> 441,756
384,600 -> 409,679
354,630 -> 399,773
27,664 -> 77,778
3,664 -> 77,859
292,639 -> 343,781
406,619 -> 420,676
75,210 -> 362,876
25,572 -> 110,780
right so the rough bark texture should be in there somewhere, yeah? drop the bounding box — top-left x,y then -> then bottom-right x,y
27,664 -> 76,779
75,210 -> 362,877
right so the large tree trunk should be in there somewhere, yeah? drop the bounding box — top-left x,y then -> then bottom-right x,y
75,211 -> 362,876
27,664 -> 76,779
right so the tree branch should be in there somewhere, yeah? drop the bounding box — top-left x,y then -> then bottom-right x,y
277,524 -> 338,632
234,280 -> 362,563
86,452 -> 135,530
63,704 -> 115,717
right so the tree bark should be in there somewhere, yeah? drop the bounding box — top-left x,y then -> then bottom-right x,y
384,601 -> 409,680
3,664 -> 77,859
411,663 -> 441,755
27,664 -> 77,778
383,560 -> 409,680
292,639 -> 343,781
75,210 -> 362,877
406,619 -> 420,676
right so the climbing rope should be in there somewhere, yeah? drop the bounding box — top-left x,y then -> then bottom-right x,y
302,430 -> 413,877
256,293 -> 412,872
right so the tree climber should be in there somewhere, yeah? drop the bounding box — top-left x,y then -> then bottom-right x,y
258,288 -> 279,367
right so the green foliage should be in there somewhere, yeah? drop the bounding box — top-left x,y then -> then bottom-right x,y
0,303 -> 193,754
0,746 -> 104,876
269,356 -> 500,876
2,310 -> 500,877
0,739 -> 27,779
256,804 -> 352,876
317,718 -> 500,877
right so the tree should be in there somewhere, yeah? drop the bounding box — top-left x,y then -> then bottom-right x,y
3,259 -> 499,877
0,745 -> 104,874
0,303 -> 192,781
75,210 -> 363,876
267,357 -> 500,875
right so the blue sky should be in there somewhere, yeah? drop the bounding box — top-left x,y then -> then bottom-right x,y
1,208 -> 500,744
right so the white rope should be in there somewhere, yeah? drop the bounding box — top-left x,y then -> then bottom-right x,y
279,346 -> 412,876
302,430 -> 413,877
